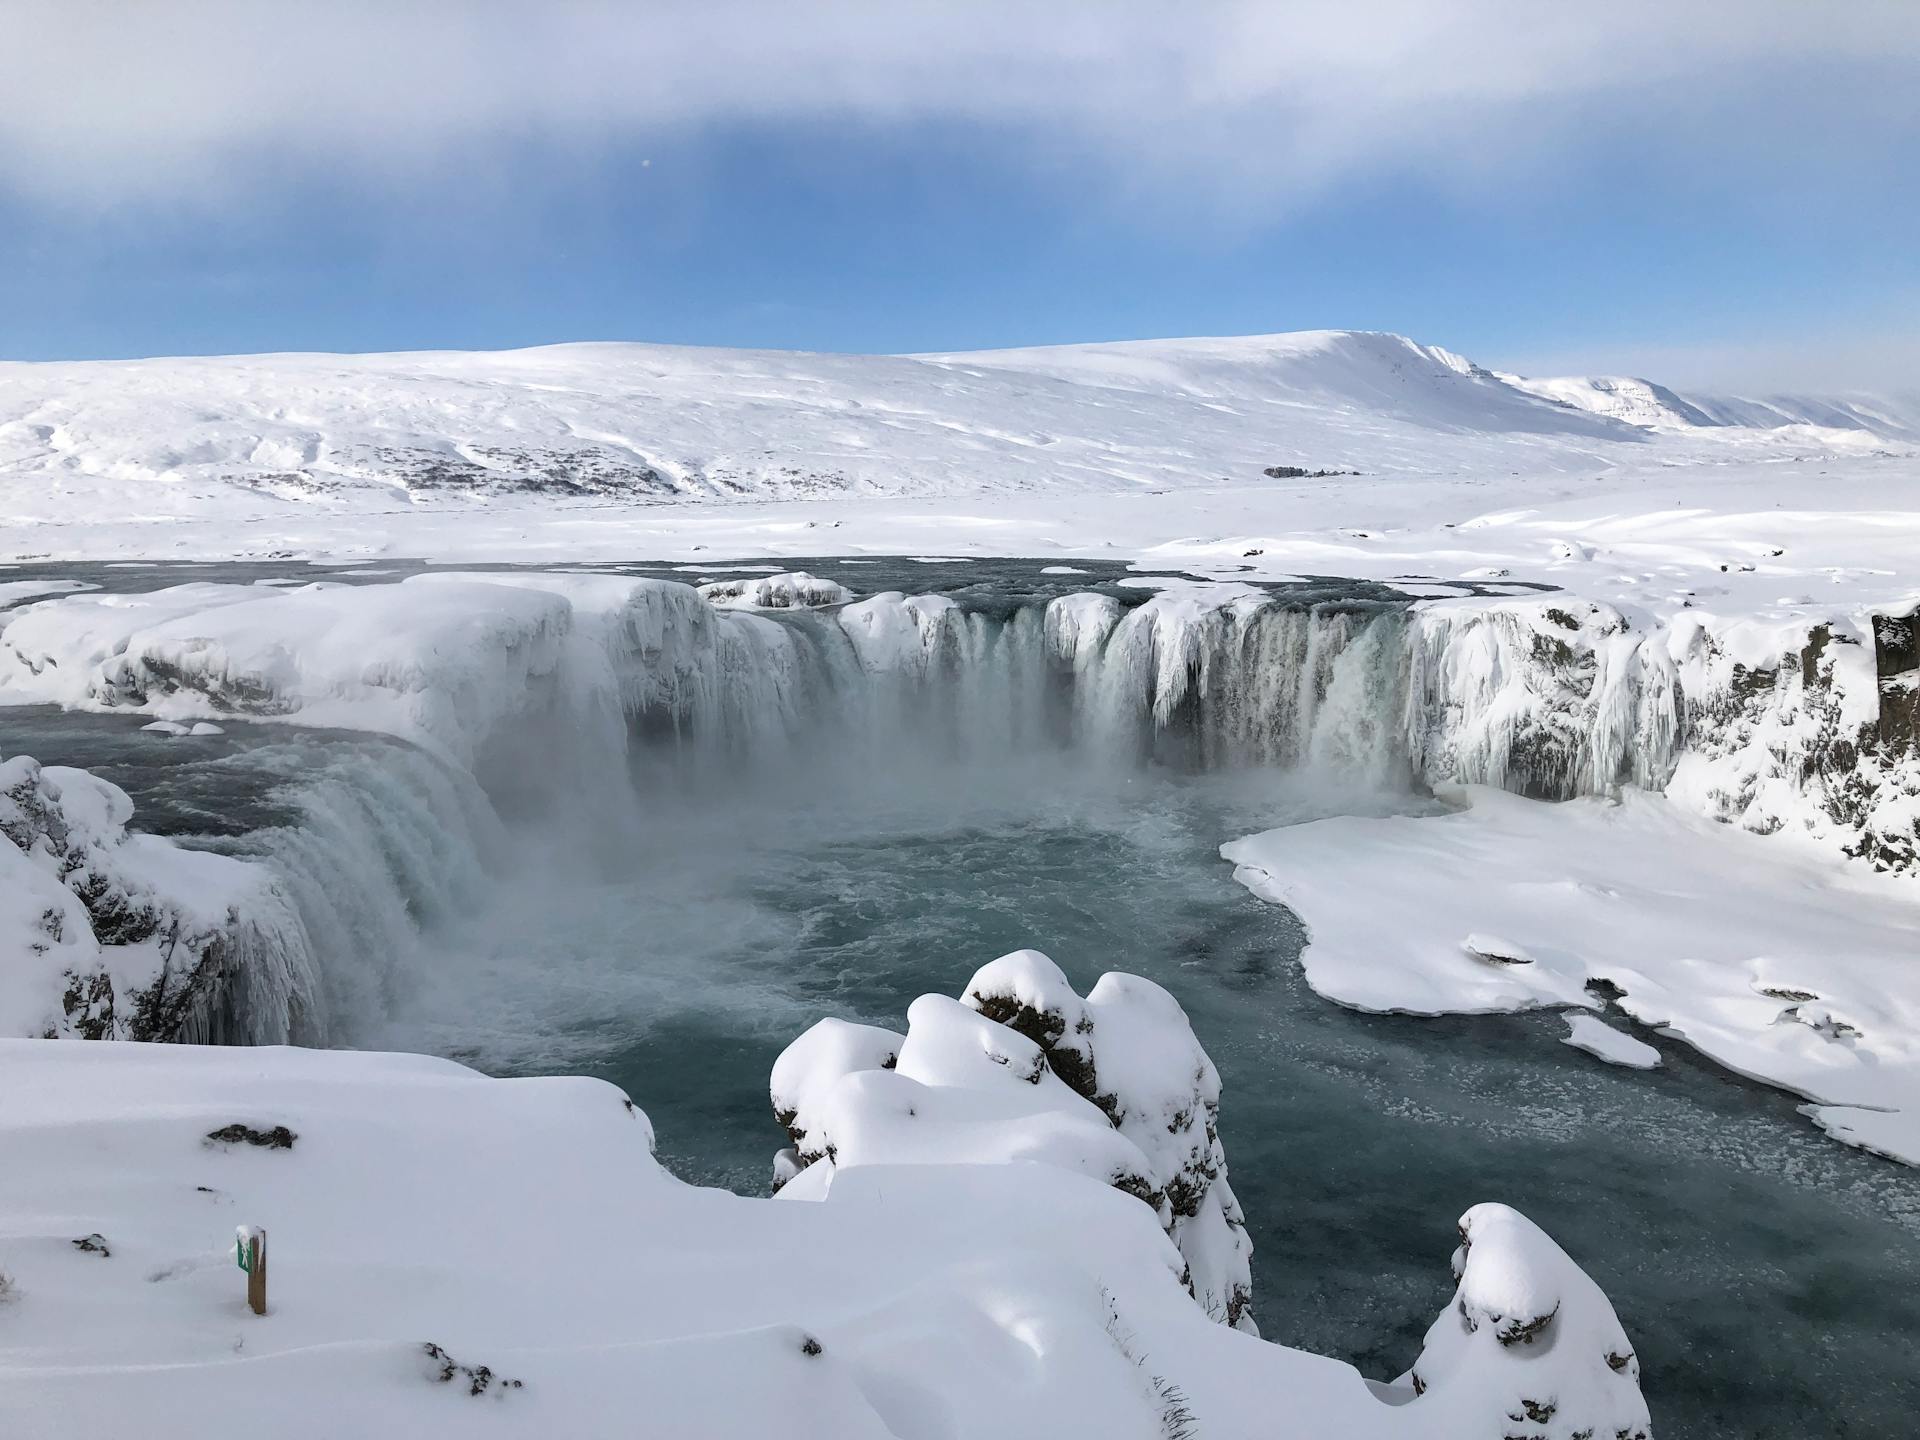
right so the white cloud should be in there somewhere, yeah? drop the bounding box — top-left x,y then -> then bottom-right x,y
4,0 -> 1917,211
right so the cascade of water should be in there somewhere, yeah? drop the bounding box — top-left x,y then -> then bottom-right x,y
119,585 -> 1427,1045
206,741 -> 506,1044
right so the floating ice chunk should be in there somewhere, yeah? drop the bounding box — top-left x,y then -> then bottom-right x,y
1039,565 -> 1088,574
1561,1013 -> 1661,1069
0,579 -> 97,609
1463,932 -> 1534,966
1227,785 -> 1920,1162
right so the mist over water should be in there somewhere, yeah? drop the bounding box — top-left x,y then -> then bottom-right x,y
7,563 -> 1918,1438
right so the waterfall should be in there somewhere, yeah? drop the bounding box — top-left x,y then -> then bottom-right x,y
43,573 -> 1791,1047
216,588 -> 1422,1042
200,740 -> 506,1046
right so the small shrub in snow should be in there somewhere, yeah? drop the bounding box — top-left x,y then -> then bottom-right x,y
422,1342 -> 523,1397
205,1123 -> 297,1150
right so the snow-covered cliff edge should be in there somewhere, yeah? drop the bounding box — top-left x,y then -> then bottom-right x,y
0,984 -> 1650,1438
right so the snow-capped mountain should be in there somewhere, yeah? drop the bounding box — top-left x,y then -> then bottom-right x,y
1496,373 -> 1726,430
0,330 -> 1909,517
1502,370 -> 1920,439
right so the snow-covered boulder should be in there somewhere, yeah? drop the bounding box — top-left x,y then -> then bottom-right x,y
698,572 -> 851,610
770,950 -> 1255,1333
0,754 -> 312,1044
1397,1203 -> 1652,1440
770,1016 -> 904,1180
965,950 -> 1254,1331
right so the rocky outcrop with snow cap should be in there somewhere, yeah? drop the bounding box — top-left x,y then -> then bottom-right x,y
0,754 -> 312,1044
697,572 -> 852,610
1397,1203 -> 1652,1440
769,949 -> 1255,1332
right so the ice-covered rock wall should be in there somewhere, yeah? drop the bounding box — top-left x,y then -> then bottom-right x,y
0,754 -> 314,1043
0,573 -> 1415,783
1409,597 -> 1920,870
1394,1203 -> 1652,1440
770,949 -> 1256,1333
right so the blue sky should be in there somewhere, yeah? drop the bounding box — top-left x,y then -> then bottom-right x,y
4,2 -> 1917,389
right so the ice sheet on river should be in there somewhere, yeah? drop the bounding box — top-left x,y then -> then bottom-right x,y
1225,785 -> 1920,1162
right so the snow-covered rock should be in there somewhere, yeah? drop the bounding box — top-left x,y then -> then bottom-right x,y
0,754 -> 312,1043
0,1034 -> 1652,1440
1396,1203 -> 1651,1440
1408,597 -> 1920,872
770,1016 -> 904,1177
698,571 -> 851,609
771,950 -> 1255,1332
1463,933 -> 1535,966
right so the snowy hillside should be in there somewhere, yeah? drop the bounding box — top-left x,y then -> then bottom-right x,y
1,330 -> 1911,525
1502,371 -> 1920,440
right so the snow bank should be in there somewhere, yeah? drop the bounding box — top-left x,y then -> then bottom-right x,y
1226,785 -> 1920,1162
0,1024 -> 1650,1438
0,753 -> 313,1044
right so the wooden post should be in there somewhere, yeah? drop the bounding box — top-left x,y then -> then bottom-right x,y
236,1225 -> 267,1315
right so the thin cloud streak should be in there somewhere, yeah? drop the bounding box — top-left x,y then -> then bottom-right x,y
5,0 -> 1917,211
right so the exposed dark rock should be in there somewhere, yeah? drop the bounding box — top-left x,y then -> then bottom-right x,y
422,1341 -> 523,1396
205,1123 -> 297,1150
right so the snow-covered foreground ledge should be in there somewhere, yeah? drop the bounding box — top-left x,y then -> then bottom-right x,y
0,957 -> 1652,1440
1225,786 -> 1920,1164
